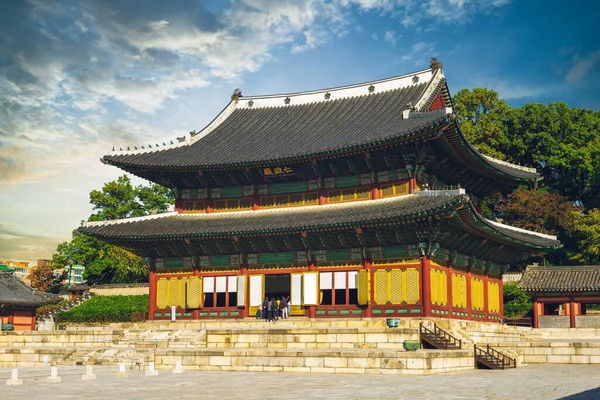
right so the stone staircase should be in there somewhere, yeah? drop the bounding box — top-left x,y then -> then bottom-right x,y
419,323 -> 462,350
474,344 -> 516,369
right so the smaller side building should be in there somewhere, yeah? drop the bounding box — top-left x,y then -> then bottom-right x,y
519,265 -> 600,328
0,271 -> 61,330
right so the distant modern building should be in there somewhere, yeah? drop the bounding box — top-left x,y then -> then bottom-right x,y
0,260 -> 32,285
54,264 -> 86,285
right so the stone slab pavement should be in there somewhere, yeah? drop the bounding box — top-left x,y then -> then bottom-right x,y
2,364 -> 600,400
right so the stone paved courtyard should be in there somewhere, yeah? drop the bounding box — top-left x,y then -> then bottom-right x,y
2,364 -> 600,400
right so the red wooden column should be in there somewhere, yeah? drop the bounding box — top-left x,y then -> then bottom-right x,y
466,268 -> 472,320
31,313 -> 37,330
421,256 -> 432,317
569,299 -> 577,328
192,263 -> 201,319
483,272 -> 489,321
409,177 -> 417,193
318,189 -> 327,205
308,261 -> 317,318
447,265 -> 454,318
148,260 -> 157,321
206,198 -> 214,213
240,264 -> 249,318
371,184 -> 380,201
363,259 -> 373,317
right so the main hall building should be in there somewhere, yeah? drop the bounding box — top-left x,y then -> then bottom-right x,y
81,59 -> 559,321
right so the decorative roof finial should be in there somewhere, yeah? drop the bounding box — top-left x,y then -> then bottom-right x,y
231,88 -> 242,101
430,58 -> 442,71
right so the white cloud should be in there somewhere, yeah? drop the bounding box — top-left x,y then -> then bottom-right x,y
384,30 -> 398,46
565,49 -> 600,84
468,77 -> 553,100
401,41 -> 436,65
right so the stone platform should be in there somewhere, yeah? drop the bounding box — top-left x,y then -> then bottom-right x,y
1,318 -> 599,375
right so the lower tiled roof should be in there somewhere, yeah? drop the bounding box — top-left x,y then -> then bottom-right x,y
0,272 -> 62,307
81,193 -> 464,239
518,265 -> 600,292
80,191 -> 560,252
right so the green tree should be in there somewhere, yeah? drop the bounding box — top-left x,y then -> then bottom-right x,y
84,246 -> 148,284
51,175 -> 172,284
453,88 -> 511,159
568,209 -> 600,264
503,283 -> 533,320
503,103 -> 600,210
88,175 -> 174,222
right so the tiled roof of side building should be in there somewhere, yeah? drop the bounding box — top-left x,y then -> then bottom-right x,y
0,272 -> 62,307
518,265 -> 600,292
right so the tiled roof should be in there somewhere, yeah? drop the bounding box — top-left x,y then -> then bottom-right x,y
80,190 -> 559,251
0,272 -> 62,307
518,265 -> 600,292
103,83 -> 445,169
81,192 -> 462,239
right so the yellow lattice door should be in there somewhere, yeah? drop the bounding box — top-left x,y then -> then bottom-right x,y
157,278 -> 169,308
186,277 -> 202,308
488,282 -> 499,313
169,278 -> 179,307
471,278 -> 484,311
178,278 -> 188,307
357,270 -> 370,305
430,269 -> 438,305
374,269 -> 388,304
389,269 -> 403,304
404,268 -> 420,304
452,274 -> 467,308
440,270 -> 447,306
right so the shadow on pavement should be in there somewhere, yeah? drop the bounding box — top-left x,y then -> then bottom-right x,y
557,387 -> 600,400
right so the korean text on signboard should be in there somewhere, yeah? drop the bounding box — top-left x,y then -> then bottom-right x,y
263,166 -> 293,176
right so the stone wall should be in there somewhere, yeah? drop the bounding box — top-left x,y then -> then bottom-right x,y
539,315 -> 570,328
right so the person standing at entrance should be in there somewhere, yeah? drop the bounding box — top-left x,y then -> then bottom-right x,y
280,296 -> 288,319
286,296 -> 290,318
262,297 -> 269,320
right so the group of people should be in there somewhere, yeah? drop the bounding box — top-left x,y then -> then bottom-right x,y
257,296 -> 290,321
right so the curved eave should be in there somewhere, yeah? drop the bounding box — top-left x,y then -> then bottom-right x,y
435,120 -> 540,184
102,113 -> 451,172
455,204 -> 560,250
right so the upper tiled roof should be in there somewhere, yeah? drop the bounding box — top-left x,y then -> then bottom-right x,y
103,72 -> 445,169
0,272 -> 62,307
519,265 -> 600,292
99,62 -> 540,191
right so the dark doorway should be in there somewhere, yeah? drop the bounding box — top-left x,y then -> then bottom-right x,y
265,274 -> 290,300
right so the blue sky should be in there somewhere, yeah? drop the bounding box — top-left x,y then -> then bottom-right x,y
0,0 -> 598,263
